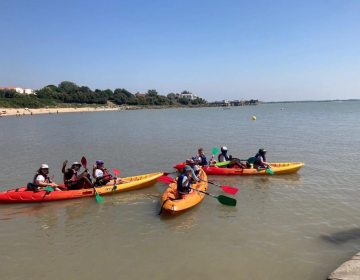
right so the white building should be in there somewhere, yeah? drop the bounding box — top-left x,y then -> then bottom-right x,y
0,87 -> 35,95
181,93 -> 197,100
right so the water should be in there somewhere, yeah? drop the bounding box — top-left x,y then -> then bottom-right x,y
1,102 -> 360,280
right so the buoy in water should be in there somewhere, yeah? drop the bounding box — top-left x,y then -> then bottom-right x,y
252,116 -> 256,121
281,108 -> 283,110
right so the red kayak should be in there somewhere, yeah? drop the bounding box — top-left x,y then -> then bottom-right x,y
173,162 -> 305,176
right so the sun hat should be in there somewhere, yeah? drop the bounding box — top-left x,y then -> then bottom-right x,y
72,162 -> 81,166
41,164 -> 49,169
96,160 -> 104,165
183,165 -> 192,172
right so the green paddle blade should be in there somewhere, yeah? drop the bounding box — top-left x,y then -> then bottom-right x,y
95,193 -> 104,203
44,187 -> 54,192
217,195 -> 237,207
215,161 -> 230,166
266,168 -> 274,175
247,157 -> 256,164
212,147 -> 219,154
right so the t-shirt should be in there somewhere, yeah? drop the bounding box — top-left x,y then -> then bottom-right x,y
219,154 -> 227,162
255,155 -> 264,163
64,169 -> 74,180
35,175 -> 46,186
95,169 -> 104,178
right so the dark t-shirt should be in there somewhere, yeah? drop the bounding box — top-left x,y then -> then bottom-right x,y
64,168 -> 74,180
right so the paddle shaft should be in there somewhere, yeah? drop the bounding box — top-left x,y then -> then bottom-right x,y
189,187 -> 217,198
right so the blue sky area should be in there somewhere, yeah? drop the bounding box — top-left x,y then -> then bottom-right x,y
1,0 -> 359,101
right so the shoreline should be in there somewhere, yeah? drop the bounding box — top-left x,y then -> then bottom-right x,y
0,107 -> 120,116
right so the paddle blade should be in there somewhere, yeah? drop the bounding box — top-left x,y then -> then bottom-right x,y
215,161 -> 230,166
221,186 -> 239,195
266,168 -> 274,175
217,195 -> 237,207
44,187 -> 54,192
95,193 -> 104,203
113,169 -> 120,176
157,176 -> 175,184
247,157 -> 256,164
212,147 -> 219,154
81,156 -> 87,169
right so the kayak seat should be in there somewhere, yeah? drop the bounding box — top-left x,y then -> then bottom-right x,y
27,182 -> 41,192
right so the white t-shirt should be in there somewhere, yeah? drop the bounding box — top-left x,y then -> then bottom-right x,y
95,169 -> 104,178
219,154 -> 227,162
35,175 -> 46,186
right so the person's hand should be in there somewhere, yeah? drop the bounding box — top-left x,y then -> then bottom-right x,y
229,155 -> 233,160
63,160 -> 68,167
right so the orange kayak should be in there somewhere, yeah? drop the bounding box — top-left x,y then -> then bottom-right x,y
160,169 -> 208,214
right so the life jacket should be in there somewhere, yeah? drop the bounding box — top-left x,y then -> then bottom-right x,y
199,155 -> 207,166
97,167 -> 112,183
32,172 -> 50,186
63,168 -> 78,187
177,174 -> 190,193
218,153 -> 229,162
254,153 -> 266,165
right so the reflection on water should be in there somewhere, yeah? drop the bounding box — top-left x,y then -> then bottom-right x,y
321,228 -> 360,245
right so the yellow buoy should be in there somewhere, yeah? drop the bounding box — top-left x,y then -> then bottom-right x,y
252,116 -> 256,121
281,108 -> 283,110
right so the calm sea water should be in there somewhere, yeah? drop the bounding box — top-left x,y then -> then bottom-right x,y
1,102 -> 360,280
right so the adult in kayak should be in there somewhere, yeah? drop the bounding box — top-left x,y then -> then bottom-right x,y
29,164 -> 62,191
218,147 -> 247,169
254,148 -> 271,169
62,160 -> 93,190
197,148 -> 216,166
93,160 -> 129,186
177,165 -> 194,196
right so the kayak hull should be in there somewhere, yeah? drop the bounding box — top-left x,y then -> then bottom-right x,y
173,162 -> 305,176
0,172 -> 163,204
160,169 -> 208,214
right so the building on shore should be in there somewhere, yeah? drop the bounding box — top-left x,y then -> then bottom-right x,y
209,99 -> 259,107
181,93 -> 197,100
0,87 -> 35,95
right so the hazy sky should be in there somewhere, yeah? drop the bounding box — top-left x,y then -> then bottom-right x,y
1,0 -> 359,102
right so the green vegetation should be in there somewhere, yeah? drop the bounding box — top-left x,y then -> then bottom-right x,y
0,81 -> 208,108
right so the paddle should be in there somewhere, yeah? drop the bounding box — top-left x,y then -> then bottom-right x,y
157,176 -> 237,207
200,179 -> 238,195
113,169 -> 120,193
81,156 -> 103,203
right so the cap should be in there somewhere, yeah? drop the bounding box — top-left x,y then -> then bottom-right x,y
221,146 -> 228,152
186,158 -> 195,164
72,162 -> 81,166
183,165 -> 192,172
96,160 -> 104,165
41,164 -> 49,169
259,148 -> 267,153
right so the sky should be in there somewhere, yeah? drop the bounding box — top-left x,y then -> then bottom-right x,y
0,0 -> 359,102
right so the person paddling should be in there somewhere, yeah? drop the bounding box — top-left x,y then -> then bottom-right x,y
30,164 -> 62,191
62,160 -> 93,190
254,148 -> 271,169
93,160 -> 129,186
176,165 -> 194,196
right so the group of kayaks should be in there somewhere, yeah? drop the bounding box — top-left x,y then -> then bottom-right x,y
0,159 -> 305,215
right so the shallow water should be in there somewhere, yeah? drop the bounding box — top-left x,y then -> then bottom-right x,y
1,102 -> 360,280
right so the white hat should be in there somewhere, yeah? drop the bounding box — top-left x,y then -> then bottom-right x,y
72,162 -> 81,166
221,146 -> 228,151
41,164 -> 49,169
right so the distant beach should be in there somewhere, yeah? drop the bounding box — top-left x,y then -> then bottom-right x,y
0,107 -> 119,116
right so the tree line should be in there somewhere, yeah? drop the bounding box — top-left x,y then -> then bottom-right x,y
0,81 -> 207,106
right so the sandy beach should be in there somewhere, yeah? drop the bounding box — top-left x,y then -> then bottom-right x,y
0,107 -> 120,116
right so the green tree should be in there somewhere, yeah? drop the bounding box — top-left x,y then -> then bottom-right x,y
58,81 -> 79,93
147,89 -> 158,97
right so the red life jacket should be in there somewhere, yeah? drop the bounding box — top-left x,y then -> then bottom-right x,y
100,168 -> 112,181
63,168 -> 79,187
32,172 -> 50,186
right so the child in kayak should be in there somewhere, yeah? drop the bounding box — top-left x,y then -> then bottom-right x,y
62,160 -> 93,190
254,148 -> 271,169
196,148 -> 216,166
93,160 -> 129,186
176,165 -> 194,196
218,146 -> 247,169
30,164 -> 62,191
185,158 -> 200,182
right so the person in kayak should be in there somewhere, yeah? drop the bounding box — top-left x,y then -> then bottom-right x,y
177,165 -> 193,196
197,148 -> 216,166
185,158 -> 200,182
29,164 -> 62,191
254,148 -> 271,169
93,160 -> 129,186
218,146 -> 247,169
62,160 -> 93,190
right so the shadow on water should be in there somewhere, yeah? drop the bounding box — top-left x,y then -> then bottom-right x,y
320,227 -> 360,245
